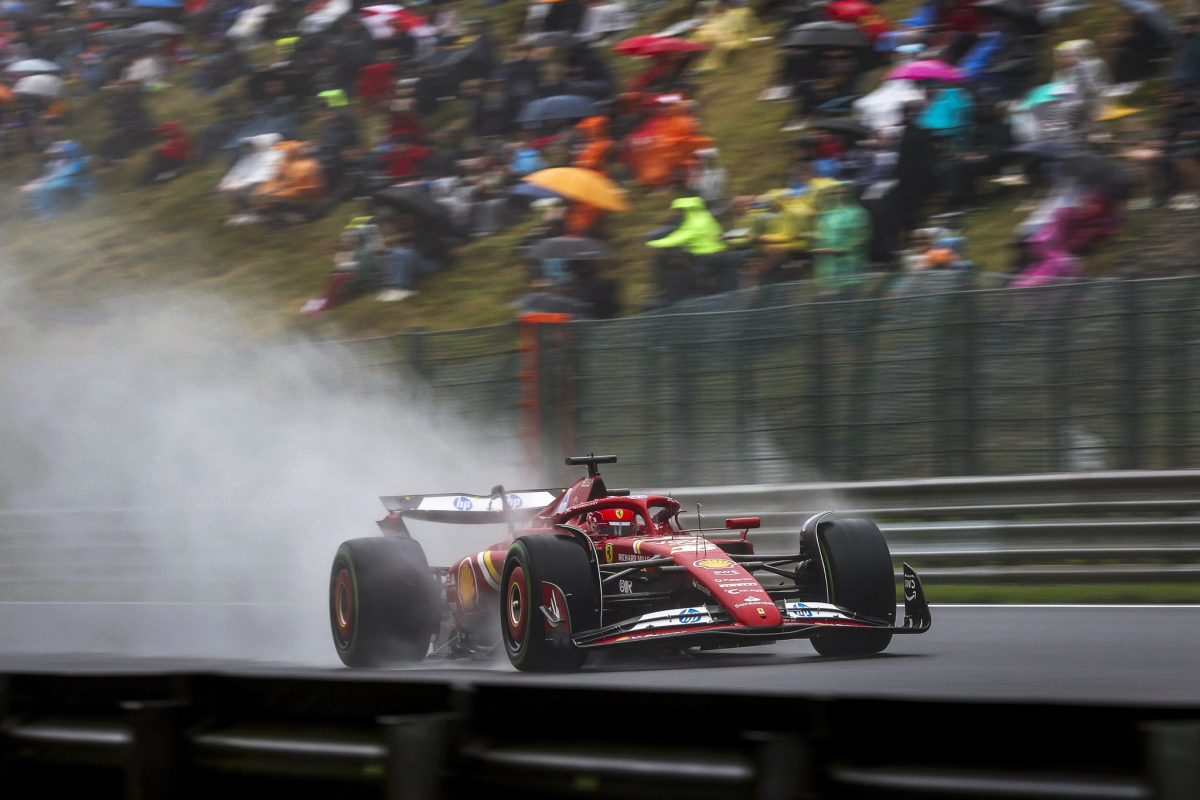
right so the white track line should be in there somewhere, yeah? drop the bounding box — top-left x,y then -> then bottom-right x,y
930,603 -> 1200,609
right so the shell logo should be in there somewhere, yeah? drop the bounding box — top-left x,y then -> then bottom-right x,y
458,561 -> 478,611
694,558 -> 736,569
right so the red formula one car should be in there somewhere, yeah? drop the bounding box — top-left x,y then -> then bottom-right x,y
329,455 -> 931,670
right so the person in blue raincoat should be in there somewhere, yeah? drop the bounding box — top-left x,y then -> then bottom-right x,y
921,83 -> 974,151
21,140 -> 94,218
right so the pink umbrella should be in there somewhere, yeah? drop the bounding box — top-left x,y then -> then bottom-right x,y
886,60 -> 965,83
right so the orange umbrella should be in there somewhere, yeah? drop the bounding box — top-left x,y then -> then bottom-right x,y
523,168 -> 631,212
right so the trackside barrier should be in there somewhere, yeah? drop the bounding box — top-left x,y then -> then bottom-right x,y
1,672 -> 1198,800
662,470 -> 1200,585
1,471 -> 1199,595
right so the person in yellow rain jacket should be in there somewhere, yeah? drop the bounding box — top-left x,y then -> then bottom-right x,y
692,0 -> 757,72
646,196 -> 727,305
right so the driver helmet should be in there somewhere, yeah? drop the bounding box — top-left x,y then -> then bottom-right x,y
590,507 -> 643,537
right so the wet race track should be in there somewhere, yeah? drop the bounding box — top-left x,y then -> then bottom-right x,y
2,606 -> 1199,705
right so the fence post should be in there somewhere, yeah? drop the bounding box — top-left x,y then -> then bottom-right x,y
809,303 -> 830,472
1143,721 -> 1200,800
1122,280 -> 1145,470
1050,291 -> 1075,472
122,700 -> 186,800
961,290 -> 981,475
381,713 -> 456,800
1168,286 -> 1195,469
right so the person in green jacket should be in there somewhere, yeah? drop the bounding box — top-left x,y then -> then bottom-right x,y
647,196 -> 727,304
812,183 -> 870,292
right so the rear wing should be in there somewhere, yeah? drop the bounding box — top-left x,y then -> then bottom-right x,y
380,487 -> 566,525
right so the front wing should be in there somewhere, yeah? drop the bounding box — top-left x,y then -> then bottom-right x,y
570,564 -> 932,651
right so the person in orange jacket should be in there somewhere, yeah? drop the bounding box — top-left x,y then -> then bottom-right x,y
255,140 -> 326,222
566,115 -> 615,237
630,98 -> 713,188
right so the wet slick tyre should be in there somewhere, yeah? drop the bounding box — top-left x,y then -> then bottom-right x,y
330,537 -> 440,668
501,535 -> 599,672
810,518 -> 895,657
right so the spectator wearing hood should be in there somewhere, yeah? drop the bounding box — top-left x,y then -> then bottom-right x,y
314,89 -> 361,193
219,133 -> 286,226
254,140 -> 326,222
812,182 -> 870,291
894,99 -> 936,241
563,116 -> 616,237
21,139 -> 94,219
631,99 -> 712,188
647,195 -> 728,302
694,0 -> 757,73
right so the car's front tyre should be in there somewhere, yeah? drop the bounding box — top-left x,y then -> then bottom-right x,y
500,535 -> 599,672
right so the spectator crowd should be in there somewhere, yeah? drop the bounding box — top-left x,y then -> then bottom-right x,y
2,0 -> 1199,318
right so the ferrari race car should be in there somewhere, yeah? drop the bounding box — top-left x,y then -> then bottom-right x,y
329,454 -> 931,671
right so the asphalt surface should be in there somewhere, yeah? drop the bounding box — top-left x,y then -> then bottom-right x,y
2,606 -> 1198,706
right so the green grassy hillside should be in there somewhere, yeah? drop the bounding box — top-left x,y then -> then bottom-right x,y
0,0 -> 1186,339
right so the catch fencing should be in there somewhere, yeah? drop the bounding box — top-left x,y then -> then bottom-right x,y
327,274 -> 1200,488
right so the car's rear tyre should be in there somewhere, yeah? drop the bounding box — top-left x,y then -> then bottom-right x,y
809,518 -> 895,657
501,535 -> 599,672
329,537 -> 441,668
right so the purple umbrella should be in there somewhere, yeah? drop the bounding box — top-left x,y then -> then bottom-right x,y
886,60 -> 965,84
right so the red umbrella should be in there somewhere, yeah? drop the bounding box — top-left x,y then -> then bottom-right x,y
614,35 -> 708,58
826,0 -> 891,40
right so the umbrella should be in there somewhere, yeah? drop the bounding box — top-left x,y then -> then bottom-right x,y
524,168 -> 631,212
94,27 -> 158,46
6,59 -> 62,75
131,0 -> 184,8
529,237 -> 611,261
95,8 -> 165,23
516,94 -> 599,125
614,35 -> 708,58
1118,0 -> 1174,37
807,118 -> 870,140
974,0 -> 1042,31
373,186 -> 454,228
886,60 -> 965,84
525,30 -> 576,49
1009,141 -> 1081,160
783,21 -> 869,50
826,0 -> 876,22
133,20 -> 187,36
1095,103 -> 1140,123
13,74 -> 63,98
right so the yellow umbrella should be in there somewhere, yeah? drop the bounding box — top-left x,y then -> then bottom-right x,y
524,168 -> 632,212
1096,104 -> 1140,123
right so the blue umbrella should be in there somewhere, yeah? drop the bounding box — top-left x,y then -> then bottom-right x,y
132,0 -> 184,8
516,95 -> 599,125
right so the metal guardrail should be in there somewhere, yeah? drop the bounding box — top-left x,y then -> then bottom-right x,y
663,470 -> 1200,585
1,673 -> 1198,800
1,471 -> 1198,597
